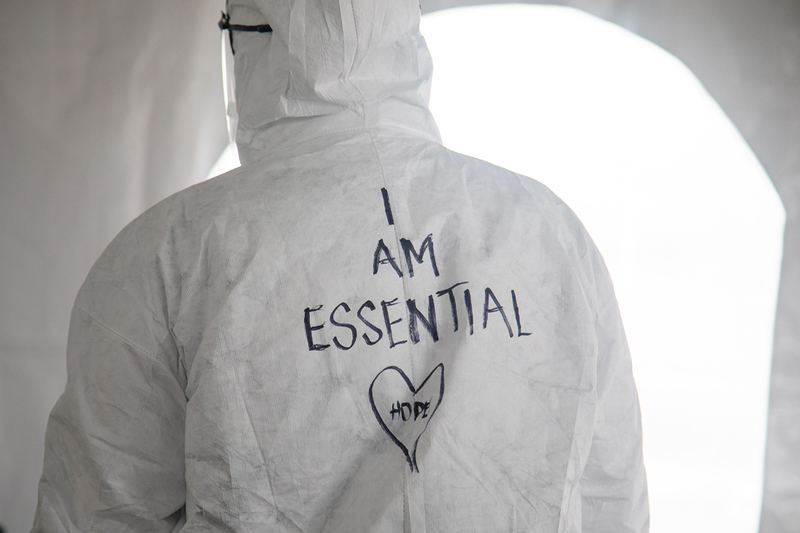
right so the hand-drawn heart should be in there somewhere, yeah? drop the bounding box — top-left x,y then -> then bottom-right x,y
369,364 -> 444,472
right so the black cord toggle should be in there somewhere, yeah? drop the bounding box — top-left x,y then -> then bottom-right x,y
218,12 -> 273,33
218,12 -> 272,54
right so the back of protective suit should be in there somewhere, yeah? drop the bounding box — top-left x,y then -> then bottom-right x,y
32,0 -> 649,531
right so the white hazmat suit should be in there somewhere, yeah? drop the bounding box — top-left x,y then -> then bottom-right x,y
32,0 -> 649,531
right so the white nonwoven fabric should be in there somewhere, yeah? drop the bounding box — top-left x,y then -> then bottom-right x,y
31,0 -> 648,531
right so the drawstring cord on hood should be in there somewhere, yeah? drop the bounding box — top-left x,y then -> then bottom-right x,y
218,11 -> 272,55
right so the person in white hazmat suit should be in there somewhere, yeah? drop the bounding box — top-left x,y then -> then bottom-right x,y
32,0 -> 649,531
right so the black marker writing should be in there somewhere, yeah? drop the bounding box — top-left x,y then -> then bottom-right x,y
381,298 -> 407,348
512,290 -> 532,337
407,295 -> 438,344
304,305 -> 330,351
373,239 -> 403,278
436,281 -> 468,332
369,364 -> 445,472
389,400 -> 431,421
400,234 -> 439,278
483,287 -> 513,338
357,300 -> 383,345
304,286 -> 530,351
330,302 -> 357,350
390,402 -> 412,421
381,187 -> 394,226
464,288 -> 474,336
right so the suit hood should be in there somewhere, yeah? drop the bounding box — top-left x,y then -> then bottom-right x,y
227,0 -> 441,164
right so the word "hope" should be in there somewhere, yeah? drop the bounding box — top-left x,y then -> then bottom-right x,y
390,400 -> 431,422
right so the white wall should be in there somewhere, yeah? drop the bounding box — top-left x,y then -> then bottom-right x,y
0,2 -> 227,532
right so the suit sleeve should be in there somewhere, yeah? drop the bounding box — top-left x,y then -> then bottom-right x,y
580,251 -> 649,533
31,281 -> 186,532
